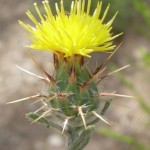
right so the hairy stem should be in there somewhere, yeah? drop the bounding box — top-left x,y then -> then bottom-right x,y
65,126 -> 95,150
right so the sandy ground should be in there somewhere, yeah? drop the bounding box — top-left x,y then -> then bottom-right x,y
0,0 -> 150,150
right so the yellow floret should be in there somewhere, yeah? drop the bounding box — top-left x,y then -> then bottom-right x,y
19,0 -> 122,57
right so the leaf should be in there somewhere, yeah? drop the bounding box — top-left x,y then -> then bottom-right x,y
26,112 -> 50,127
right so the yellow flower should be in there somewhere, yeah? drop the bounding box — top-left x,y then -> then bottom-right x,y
19,0 -> 121,57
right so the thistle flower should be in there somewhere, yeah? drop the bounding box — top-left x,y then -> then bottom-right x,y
8,1 -> 133,150
19,0 -> 121,57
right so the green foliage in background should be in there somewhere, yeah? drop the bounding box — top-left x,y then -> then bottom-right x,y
99,128 -> 150,150
134,0 -> 150,27
140,49 -> 150,68
133,0 -> 150,39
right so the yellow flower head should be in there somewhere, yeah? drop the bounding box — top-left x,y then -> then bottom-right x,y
19,0 -> 121,57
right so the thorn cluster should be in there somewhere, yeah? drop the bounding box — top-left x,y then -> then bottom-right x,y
8,49 -> 133,134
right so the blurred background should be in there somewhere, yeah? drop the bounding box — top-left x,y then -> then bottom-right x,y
0,0 -> 150,150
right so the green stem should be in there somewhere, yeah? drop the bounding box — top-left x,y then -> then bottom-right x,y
65,126 -> 95,150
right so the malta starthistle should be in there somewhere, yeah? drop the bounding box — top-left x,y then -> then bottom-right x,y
8,0 -> 134,150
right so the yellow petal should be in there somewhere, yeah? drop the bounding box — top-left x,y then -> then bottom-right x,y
19,0 -> 121,57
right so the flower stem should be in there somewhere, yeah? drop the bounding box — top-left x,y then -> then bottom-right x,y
65,126 -> 95,150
